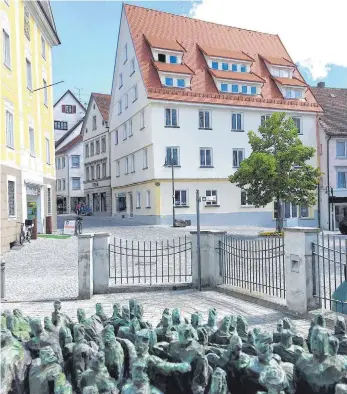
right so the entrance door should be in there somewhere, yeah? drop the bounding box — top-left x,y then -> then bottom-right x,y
335,205 -> 347,230
129,192 -> 134,218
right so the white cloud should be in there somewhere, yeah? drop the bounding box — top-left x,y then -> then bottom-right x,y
189,0 -> 347,80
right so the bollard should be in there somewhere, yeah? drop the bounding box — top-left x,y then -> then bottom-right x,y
1,260 -> 5,300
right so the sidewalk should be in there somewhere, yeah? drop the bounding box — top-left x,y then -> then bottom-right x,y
1,289 -> 311,336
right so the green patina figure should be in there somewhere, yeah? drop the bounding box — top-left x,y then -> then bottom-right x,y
334,316 -> 347,355
155,312 -> 177,343
129,299 -> 137,320
236,315 -> 249,342
52,300 -> 73,331
242,330 -> 257,356
273,320 -> 284,344
204,308 -> 218,338
118,318 -> 141,344
208,367 -> 228,394
77,308 -> 102,346
257,364 -> 288,394
82,386 -> 99,394
273,329 -> 306,365
210,316 -> 233,346
172,308 -> 184,329
282,318 -> 307,350
92,303 -> 108,327
44,317 -> 59,340
54,372 -> 73,394
307,313 -> 326,352
59,326 -> 74,382
191,312 -> 203,330
109,304 -> 123,333
102,325 -> 125,383
114,306 -> 131,335
4,309 -> 31,342
135,303 -> 152,329
157,308 -> 170,328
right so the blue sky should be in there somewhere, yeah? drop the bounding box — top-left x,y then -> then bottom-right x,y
51,1 -> 346,105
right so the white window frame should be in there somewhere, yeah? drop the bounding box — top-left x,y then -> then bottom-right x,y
72,177 -> 81,190
95,139 -> 100,154
26,59 -> 32,90
57,179 -> 61,191
92,115 -> 97,130
140,109 -> 145,129
291,116 -> 302,134
43,79 -> 48,106
175,189 -> 188,206
116,160 -> 120,177
136,191 -> 141,208
96,164 -> 101,179
232,148 -> 244,168
337,141 -> 347,159
91,165 -> 95,180
199,109 -> 212,129
130,57 -> 135,75
101,136 -> 106,153
62,157 -> 65,168
129,118 -> 133,136
102,162 -> 107,178
205,190 -> 218,206
7,177 -> 16,218
47,186 -> 52,215
337,168 -> 347,189
124,43 -> 128,63
145,190 -> 151,208
118,100 -> 122,115
166,146 -> 180,166
240,189 -> 253,207
132,84 -> 138,102
86,167 -> 90,182
125,157 -> 129,174
143,148 -> 148,169
62,179 -> 66,190
131,154 -> 135,173
85,143 -> 89,158
124,93 -> 128,109
115,129 -> 119,145
165,107 -> 179,127
90,141 -> 95,156
71,155 -> 80,168
200,147 -> 213,167
41,35 -> 46,59
231,112 -> 244,131
46,137 -> 50,164
5,109 -> 14,149
29,126 -> 35,156
3,29 -> 11,69
119,72 -> 123,89
261,114 -> 271,126
123,123 -> 127,140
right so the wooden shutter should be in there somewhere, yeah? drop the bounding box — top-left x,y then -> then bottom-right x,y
62,105 -> 65,113
73,105 -> 76,113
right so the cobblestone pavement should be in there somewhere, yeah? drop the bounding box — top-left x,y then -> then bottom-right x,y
1,289 -> 311,336
3,215 -> 268,302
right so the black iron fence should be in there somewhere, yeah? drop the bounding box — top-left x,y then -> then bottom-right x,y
312,233 -> 347,311
109,236 -> 192,286
220,235 -> 286,299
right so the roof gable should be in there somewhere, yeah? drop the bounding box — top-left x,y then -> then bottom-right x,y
92,93 -> 111,121
56,134 -> 83,155
54,89 -> 87,111
55,118 -> 84,149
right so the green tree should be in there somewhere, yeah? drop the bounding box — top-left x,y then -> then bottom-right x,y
229,112 -> 321,232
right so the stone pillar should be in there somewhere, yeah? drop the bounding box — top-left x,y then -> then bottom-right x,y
78,234 -> 94,299
190,230 -> 226,288
93,232 -> 110,294
283,227 -> 321,314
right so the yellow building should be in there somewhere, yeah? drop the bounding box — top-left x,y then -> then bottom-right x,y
0,0 -> 60,254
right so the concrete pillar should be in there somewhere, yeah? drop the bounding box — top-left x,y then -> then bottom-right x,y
283,227 -> 321,314
78,233 -> 94,299
190,230 -> 227,288
93,232 -> 110,294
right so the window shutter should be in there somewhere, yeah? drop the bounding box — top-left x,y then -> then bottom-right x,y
73,106 -> 76,113
62,105 -> 65,113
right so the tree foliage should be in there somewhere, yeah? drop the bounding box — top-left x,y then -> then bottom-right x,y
229,112 -> 321,231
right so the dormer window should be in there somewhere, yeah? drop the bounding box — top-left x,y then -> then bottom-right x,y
222,63 -> 228,71
284,88 -> 303,99
165,77 -> 173,86
158,53 -> 166,62
232,85 -> 238,93
170,55 -> 177,64
163,76 -> 187,88
177,79 -> 185,88
232,64 -> 237,72
212,61 -> 218,70
221,84 -> 228,92
240,65 -> 246,73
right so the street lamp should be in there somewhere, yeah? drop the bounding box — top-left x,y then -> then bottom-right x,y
164,152 -> 176,227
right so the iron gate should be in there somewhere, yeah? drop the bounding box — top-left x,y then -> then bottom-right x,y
220,235 -> 286,299
109,236 -> 192,286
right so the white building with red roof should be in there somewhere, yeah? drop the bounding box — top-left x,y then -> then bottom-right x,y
108,4 -> 322,226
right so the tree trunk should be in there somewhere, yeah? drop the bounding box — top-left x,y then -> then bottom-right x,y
276,197 -> 284,233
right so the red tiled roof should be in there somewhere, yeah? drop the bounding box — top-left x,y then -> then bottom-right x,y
273,77 -> 307,87
198,45 -> 253,62
56,134 -> 83,155
209,69 -> 264,83
144,35 -> 184,52
125,4 -> 322,112
260,55 -> 295,67
153,61 -> 193,75
92,93 -> 111,121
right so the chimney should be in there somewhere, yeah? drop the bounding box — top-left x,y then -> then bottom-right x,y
317,82 -> 325,88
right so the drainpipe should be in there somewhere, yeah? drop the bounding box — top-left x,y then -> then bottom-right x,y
67,154 -> 70,213
107,125 -> 111,214
316,115 -> 321,228
327,135 -> 331,230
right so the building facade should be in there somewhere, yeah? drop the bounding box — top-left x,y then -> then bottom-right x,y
55,120 -> 85,214
312,83 -> 347,231
108,4 -> 322,227
82,93 -> 112,215
0,0 -> 60,254
53,89 -> 86,142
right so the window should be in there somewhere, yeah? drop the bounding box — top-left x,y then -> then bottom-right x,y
101,136 -> 106,152
92,116 -> 97,130
62,157 -> 65,168
140,110 -> 145,129
169,55 -> 177,64
222,63 -> 228,71
85,144 -> 89,158
130,57 -> 135,75
29,127 -> 35,156
132,84 -> 138,102
232,64 -> 237,72
71,155 -> 80,168
232,85 -> 238,93
46,138 -> 50,164
165,108 -> 178,127
233,149 -> 244,167
146,190 -> 151,208
166,147 -> 179,166
102,162 -> 106,178
96,164 -> 100,179
86,167 -> 90,181
131,154 -> 135,173
175,190 -> 188,206
72,178 -> 81,190
116,160 -> 120,177
90,142 -> 94,156
47,187 -> 52,215
206,190 -> 218,206
242,86 -> 247,94
231,113 -> 243,131
158,53 -> 166,62
3,30 -> 11,68
300,206 -> 309,218
95,139 -> 100,154
91,165 -> 95,180
41,36 -> 46,59
24,6 -> 30,40
129,119 -> 133,136
6,110 -> 14,148
54,121 -> 68,130
118,100 -> 122,115
125,157 -> 129,174
26,59 -> 32,90
241,190 -> 252,206
115,129 -> 119,145
62,105 -> 76,114
261,115 -> 271,126
291,117 -> 302,134
241,65 -> 246,72
143,148 -> 148,169
337,170 -> 347,189
284,88 -> 303,99
165,77 -> 173,86
8,180 -> 15,217
337,141 -> 347,158
57,179 -> 61,190
125,94 -> 128,109
200,148 -> 212,167
56,158 -> 61,169
251,86 -> 257,95
221,84 -> 228,92
212,61 -> 218,70
119,73 -> 123,88
62,179 -> 66,191
199,110 -> 211,129
123,123 -> 127,140
124,43 -> 128,63
177,79 -> 185,88
136,192 -> 141,208
43,79 -> 48,106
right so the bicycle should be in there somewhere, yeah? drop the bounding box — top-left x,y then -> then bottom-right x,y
19,220 -> 34,245
76,216 -> 83,235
